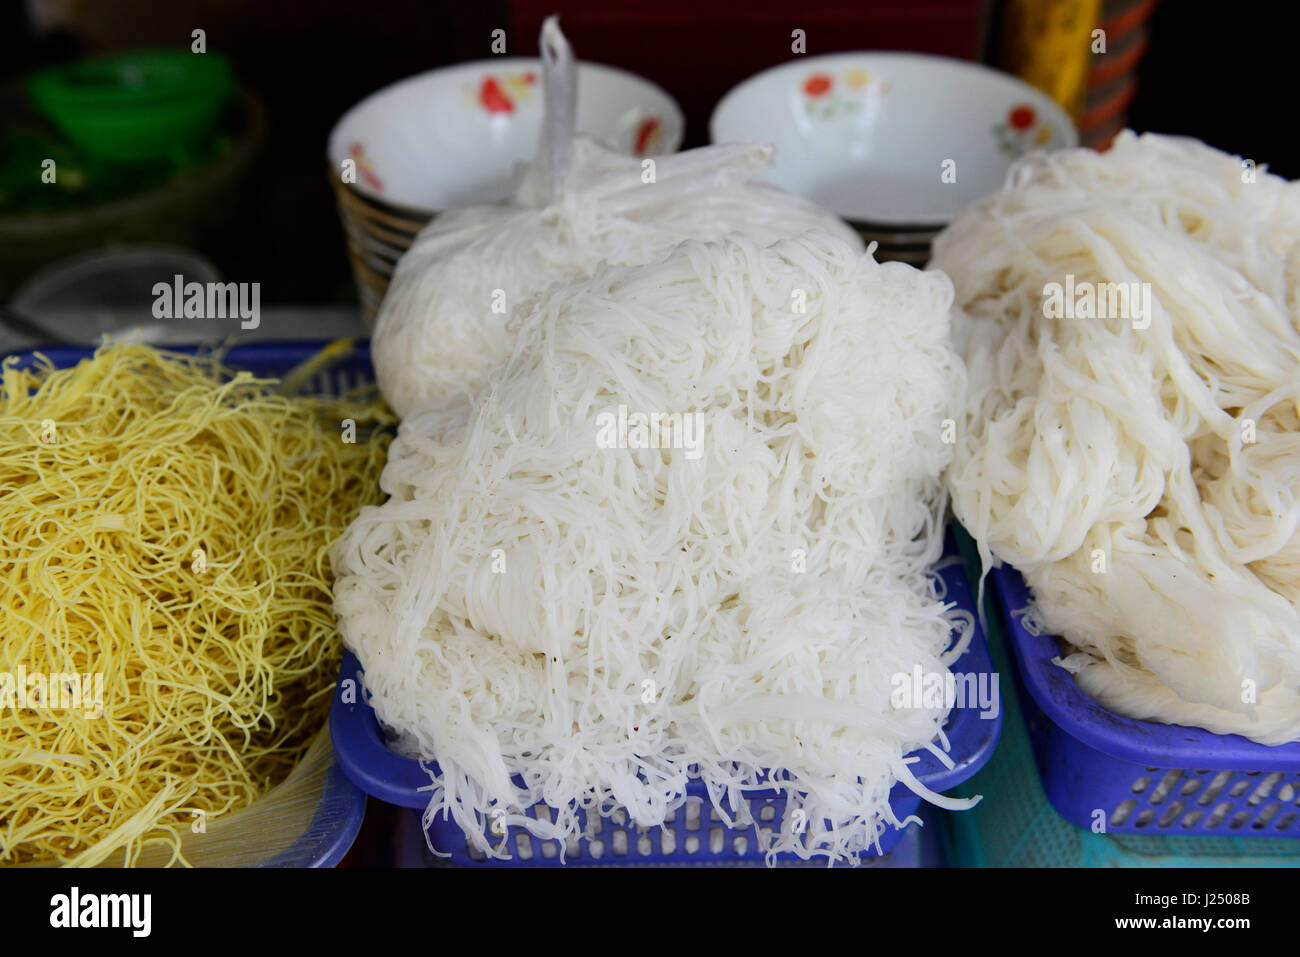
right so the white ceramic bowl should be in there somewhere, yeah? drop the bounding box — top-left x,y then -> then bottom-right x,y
710,53 -> 1077,227
328,58 -> 683,214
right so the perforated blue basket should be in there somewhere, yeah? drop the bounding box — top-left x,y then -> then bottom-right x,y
332,534 -> 1002,866
989,565 -> 1300,839
383,795 -> 948,867
9,340 -> 379,399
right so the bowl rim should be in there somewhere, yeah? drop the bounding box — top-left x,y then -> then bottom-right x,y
708,51 -> 1079,226
26,48 -> 234,110
326,56 -> 684,214
328,167 -> 440,223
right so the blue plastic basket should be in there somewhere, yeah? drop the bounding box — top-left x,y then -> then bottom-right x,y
383,796 -> 950,867
331,533 -> 1002,866
7,339 -> 376,867
8,339 -> 379,398
989,564 -> 1300,839
255,735 -> 369,869
944,527 -> 1300,866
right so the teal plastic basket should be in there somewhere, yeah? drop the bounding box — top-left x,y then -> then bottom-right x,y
943,529 -> 1300,868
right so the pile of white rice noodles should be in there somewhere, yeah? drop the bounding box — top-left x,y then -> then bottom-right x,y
936,132 -> 1300,744
334,227 -> 973,862
370,137 -> 864,418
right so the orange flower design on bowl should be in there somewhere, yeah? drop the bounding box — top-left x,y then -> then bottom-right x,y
348,141 -> 383,192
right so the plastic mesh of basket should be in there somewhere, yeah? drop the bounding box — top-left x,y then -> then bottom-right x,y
399,802 -> 938,868
1106,768 -> 1299,834
432,792 -> 921,866
945,527 -> 1300,868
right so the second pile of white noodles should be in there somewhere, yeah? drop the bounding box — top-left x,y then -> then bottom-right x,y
936,132 -> 1300,744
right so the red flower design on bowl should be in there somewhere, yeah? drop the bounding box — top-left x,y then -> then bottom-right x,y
479,76 -> 514,113
1009,104 -> 1036,130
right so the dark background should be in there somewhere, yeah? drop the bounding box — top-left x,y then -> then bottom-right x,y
0,0 -> 1293,306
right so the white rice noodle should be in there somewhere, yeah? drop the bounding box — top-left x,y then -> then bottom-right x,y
334,232 -> 970,862
935,132 -> 1300,744
370,137 -> 863,418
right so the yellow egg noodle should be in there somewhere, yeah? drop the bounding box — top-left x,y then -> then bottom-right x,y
334,233 -> 975,864
0,343 -> 391,865
935,132 -> 1300,744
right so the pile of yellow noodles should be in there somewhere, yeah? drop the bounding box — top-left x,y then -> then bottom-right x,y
0,342 -> 391,865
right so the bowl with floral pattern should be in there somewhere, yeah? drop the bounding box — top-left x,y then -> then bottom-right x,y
710,52 -> 1076,228
328,57 -> 683,215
